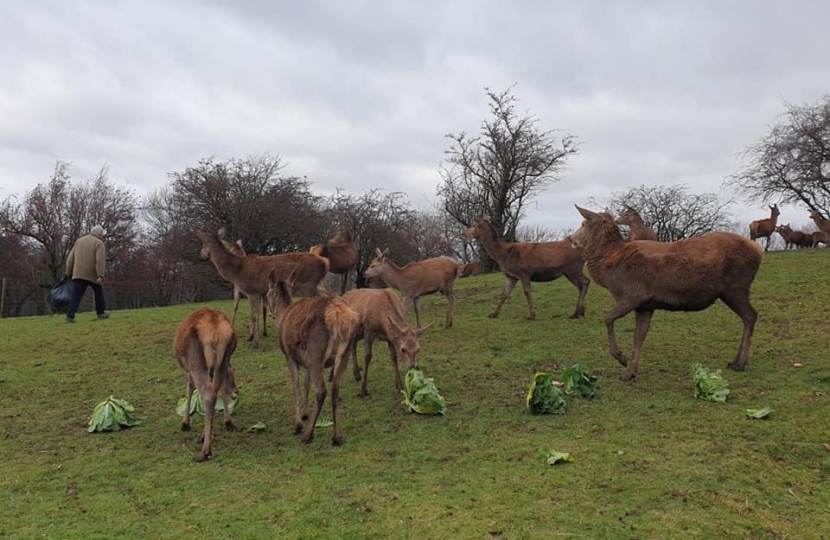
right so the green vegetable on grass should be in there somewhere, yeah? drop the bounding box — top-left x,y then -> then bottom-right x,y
692,364 -> 730,403
176,388 -> 239,418
526,372 -> 566,415
87,396 -> 141,433
401,368 -> 446,415
746,407 -> 773,419
561,363 -> 599,399
540,449 -> 573,465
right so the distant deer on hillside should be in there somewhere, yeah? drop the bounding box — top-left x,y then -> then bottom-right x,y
615,206 -> 658,241
464,216 -> 589,320
568,206 -> 763,382
310,229 -> 359,294
749,204 -> 780,251
809,210 -> 830,234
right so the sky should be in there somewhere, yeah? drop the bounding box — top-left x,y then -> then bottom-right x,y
1,0 -> 829,232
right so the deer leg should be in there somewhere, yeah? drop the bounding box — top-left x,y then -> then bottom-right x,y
413,296 -> 422,328
261,298 -> 268,337
389,341 -> 404,392
519,277 -> 536,320
284,357 -> 305,434
302,366 -> 327,445
249,295 -> 262,349
230,286 -> 241,325
351,335 -> 362,382
490,276 -> 518,318
359,336 -> 374,397
622,309 -> 654,381
566,272 -> 590,318
330,342 -> 351,446
181,373 -> 194,432
195,382 -> 216,462
444,288 -> 455,328
720,292 -> 757,371
605,301 -> 636,367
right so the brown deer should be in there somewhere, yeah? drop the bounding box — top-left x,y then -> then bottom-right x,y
616,206 -> 658,241
749,204 -> 780,251
775,224 -> 812,250
342,288 -> 432,397
215,230 -> 266,337
458,261 -> 482,278
568,206 -> 763,381
463,216 -> 589,320
310,229 -> 359,294
195,230 -> 329,348
809,210 -> 830,234
266,272 -> 361,445
811,230 -> 830,248
364,248 -> 458,329
173,307 -> 239,462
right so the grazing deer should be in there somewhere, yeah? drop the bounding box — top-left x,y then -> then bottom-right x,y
216,230 -> 267,337
811,230 -> 830,248
267,272 -> 360,445
342,288 -> 432,397
568,206 -> 763,381
195,230 -> 329,348
458,261 -> 482,278
749,204 -> 780,251
809,210 -> 830,234
310,230 -> 359,294
364,248 -> 458,329
775,224 -> 812,250
616,206 -> 658,241
463,216 -> 589,320
173,307 -> 239,462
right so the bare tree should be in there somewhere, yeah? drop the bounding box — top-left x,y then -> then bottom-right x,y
605,184 -> 733,242
0,160 -> 138,286
438,86 -> 579,249
726,95 -> 830,217
516,224 -> 570,243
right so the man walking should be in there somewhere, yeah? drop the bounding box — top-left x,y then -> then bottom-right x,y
65,225 -> 110,322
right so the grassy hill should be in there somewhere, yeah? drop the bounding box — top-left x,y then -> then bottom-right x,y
1,248 -> 829,539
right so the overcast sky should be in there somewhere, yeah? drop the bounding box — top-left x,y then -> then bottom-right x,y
2,0 -> 828,232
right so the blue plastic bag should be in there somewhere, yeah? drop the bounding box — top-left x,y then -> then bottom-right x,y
51,276 -> 74,309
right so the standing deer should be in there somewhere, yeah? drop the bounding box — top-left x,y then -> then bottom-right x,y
342,288 -> 431,397
310,230 -> 359,294
463,216 -> 589,320
267,272 -> 360,446
364,248 -> 458,329
811,230 -> 830,248
616,206 -> 658,241
568,206 -> 763,381
809,210 -> 830,234
173,307 -> 239,462
749,204 -> 780,251
775,224 -> 812,250
216,230 -> 266,337
195,230 -> 329,348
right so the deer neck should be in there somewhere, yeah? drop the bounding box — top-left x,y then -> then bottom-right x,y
208,247 -> 244,283
476,224 -> 508,259
378,260 -> 405,288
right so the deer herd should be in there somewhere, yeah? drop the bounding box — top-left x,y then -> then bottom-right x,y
174,204 -> 828,460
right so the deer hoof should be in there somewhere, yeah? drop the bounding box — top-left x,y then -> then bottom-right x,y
332,436 -> 343,447
620,372 -> 637,382
612,352 -> 628,367
193,451 -> 211,462
488,312 -> 499,318
294,424 -> 304,435
301,434 -> 314,444
181,423 -> 191,432
224,421 -> 235,431
727,361 -> 747,371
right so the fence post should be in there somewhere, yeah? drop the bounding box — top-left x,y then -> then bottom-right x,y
0,277 -> 6,319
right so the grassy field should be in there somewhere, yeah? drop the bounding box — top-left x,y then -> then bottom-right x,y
1,249 -> 829,539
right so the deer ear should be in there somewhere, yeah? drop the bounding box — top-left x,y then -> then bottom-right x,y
575,205 -> 600,220
382,248 -> 389,258
414,322 -> 433,337
482,214 -> 490,221
375,247 -> 383,258
235,239 -> 243,248
217,227 -> 226,238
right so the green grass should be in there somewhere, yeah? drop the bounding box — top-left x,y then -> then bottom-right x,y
2,249 -> 830,539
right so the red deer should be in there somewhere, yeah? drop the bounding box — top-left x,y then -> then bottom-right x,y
215,230 -> 267,337
616,206 -> 658,241
775,224 -> 812,250
267,272 -> 360,445
364,248 -> 458,329
749,204 -> 780,251
173,307 -> 239,462
811,230 -> 830,248
195,230 -> 329,348
310,230 -> 359,294
342,288 -> 432,397
463,216 -> 589,320
568,206 -> 762,381
458,261 -> 482,278
809,210 -> 830,234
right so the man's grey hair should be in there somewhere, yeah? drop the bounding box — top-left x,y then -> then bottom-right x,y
91,225 -> 105,238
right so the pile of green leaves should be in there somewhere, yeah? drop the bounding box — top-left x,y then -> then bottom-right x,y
401,368 -> 446,415
692,364 -> 730,403
526,372 -> 566,415
746,407 -> 773,419
176,389 -> 239,418
87,396 -> 141,433
561,363 -> 599,399
539,449 -> 573,465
